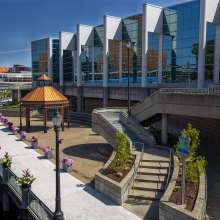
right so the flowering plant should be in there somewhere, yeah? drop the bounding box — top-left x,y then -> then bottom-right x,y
31,136 -> 38,143
17,169 -> 36,186
3,118 -> 8,124
43,146 -> 52,154
20,131 -> 27,140
62,157 -> 73,167
12,126 -> 19,134
1,152 -> 12,168
7,122 -> 13,129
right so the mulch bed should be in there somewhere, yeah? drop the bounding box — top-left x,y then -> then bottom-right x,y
170,170 -> 199,211
100,155 -> 136,182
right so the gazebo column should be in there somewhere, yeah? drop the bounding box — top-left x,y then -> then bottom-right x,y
44,107 -> 47,133
25,107 -> 30,131
60,106 -> 65,131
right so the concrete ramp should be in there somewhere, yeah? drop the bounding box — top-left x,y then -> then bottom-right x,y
131,88 -> 220,122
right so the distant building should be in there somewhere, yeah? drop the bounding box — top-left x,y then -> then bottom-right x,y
0,67 -> 10,73
12,64 -> 31,73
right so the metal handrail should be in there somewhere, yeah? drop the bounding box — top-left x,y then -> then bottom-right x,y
165,148 -> 173,189
131,142 -> 145,191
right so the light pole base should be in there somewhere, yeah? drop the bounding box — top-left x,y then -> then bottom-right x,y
54,211 -> 64,220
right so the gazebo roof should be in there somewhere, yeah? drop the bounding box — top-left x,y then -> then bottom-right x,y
37,74 -> 51,81
21,86 -> 68,105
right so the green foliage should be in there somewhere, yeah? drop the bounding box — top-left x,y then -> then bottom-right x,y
1,152 -> 12,168
175,123 -> 207,183
17,169 -> 36,186
110,131 -> 131,172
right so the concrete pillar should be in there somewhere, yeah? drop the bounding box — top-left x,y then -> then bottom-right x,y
142,21 -> 148,87
161,114 -> 168,145
197,0 -> 207,88
119,41 -> 123,83
77,25 -> 82,88
103,87 -> 108,108
92,46 -> 95,82
103,16 -> 109,88
48,38 -> 53,79
76,86 -> 82,112
158,34 -> 163,84
59,42 -> 64,87
214,25 -> 220,84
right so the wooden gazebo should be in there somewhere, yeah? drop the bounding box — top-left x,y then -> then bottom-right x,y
20,74 -> 70,133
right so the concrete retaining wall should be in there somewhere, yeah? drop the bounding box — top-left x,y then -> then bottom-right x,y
119,112 -> 156,147
95,151 -> 141,205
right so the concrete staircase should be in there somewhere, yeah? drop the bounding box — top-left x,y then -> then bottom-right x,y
67,111 -> 91,126
92,108 -> 171,219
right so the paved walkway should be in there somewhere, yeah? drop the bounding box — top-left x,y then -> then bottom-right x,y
0,124 -> 140,220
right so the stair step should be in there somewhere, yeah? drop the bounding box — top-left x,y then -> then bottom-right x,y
138,167 -> 168,176
128,189 -> 162,201
141,159 -> 170,163
135,174 -> 166,183
140,161 -> 170,169
132,181 -> 164,191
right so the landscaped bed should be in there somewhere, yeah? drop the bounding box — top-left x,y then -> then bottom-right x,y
100,154 -> 135,182
169,167 -> 199,211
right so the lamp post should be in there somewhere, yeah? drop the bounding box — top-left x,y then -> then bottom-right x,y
52,110 -> 64,220
125,41 -> 135,115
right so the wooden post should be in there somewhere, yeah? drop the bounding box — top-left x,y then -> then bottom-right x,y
19,103 -> 22,131
26,107 -> 30,132
60,106 -> 64,131
44,107 -> 47,133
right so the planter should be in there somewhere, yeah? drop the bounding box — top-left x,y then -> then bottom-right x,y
45,151 -> 52,159
159,156 -> 207,220
31,142 -> 38,149
95,150 -> 141,205
62,163 -> 73,173
22,183 -> 31,191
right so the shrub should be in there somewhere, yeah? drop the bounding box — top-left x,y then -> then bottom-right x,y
110,131 -> 131,172
17,169 -> 36,186
1,152 -> 12,168
175,123 -> 207,183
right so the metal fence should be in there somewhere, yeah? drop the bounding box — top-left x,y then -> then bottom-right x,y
0,165 -> 53,220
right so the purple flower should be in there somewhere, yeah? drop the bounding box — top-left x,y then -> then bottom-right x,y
62,157 -> 73,167
43,146 -> 52,154
20,131 -> 27,139
12,126 -> 19,133
31,136 -> 38,143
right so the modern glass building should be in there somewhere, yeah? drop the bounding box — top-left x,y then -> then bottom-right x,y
31,39 -> 50,80
32,0 -> 220,111
31,38 -> 60,82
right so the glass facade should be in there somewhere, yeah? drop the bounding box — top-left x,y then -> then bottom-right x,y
108,40 -> 120,81
122,14 -> 142,83
31,39 -> 49,80
166,1 -> 200,82
52,39 -> 60,83
94,25 -> 104,81
63,50 -> 74,82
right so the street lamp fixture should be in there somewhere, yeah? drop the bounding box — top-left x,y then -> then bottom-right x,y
52,109 -> 64,220
125,41 -> 135,115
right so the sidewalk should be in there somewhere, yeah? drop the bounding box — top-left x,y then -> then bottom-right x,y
0,124 -> 140,220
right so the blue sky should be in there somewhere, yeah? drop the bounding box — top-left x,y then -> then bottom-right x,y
0,0 -> 191,67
